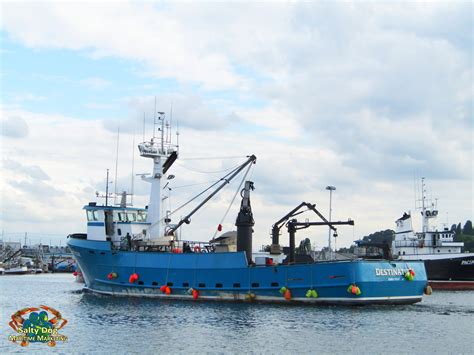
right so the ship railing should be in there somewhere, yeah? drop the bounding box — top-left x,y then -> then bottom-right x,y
393,240 -> 437,248
177,240 -> 216,253
112,235 -> 216,253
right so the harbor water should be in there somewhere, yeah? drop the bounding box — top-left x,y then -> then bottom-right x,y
1,274 -> 473,354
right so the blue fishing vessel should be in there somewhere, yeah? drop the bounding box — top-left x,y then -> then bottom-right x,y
68,112 -> 429,305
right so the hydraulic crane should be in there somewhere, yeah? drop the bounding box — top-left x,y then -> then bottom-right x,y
270,202 -> 354,263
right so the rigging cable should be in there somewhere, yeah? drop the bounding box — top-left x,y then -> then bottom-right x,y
176,161 -> 242,174
179,155 -> 246,161
171,181 -> 217,190
210,163 -> 253,241
151,162 -> 246,227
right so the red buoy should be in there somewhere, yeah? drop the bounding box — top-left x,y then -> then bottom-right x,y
160,285 -> 167,293
129,273 -> 139,283
217,224 -> 223,232
192,289 -> 199,300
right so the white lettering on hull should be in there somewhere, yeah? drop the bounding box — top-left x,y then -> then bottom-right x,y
375,268 -> 407,276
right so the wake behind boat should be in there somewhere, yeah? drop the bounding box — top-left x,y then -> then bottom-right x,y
68,112 -> 429,305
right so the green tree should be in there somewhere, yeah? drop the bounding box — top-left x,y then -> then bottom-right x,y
456,223 -> 462,235
362,229 -> 394,244
455,234 -> 474,252
462,220 -> 473,235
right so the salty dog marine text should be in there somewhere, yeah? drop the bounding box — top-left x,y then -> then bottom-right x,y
9,327 -> 68,342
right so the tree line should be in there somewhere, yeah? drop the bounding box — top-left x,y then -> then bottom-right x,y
452,220 -> 474,252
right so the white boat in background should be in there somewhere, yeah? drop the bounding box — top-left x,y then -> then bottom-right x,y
4,265 -> 29,275
393,178 -> 474,290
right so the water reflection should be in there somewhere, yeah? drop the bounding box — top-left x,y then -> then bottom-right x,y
1,275 -> 473,354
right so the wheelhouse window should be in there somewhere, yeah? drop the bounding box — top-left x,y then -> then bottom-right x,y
127,213 -> 136,222
87,210 -> 99,221
137,211 -> 147,222
118,212 -> 127,222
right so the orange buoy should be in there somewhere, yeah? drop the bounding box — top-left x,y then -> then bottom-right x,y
165,286 -> 171,295
160,285 -> 167,293
284,289 -> 292,301
129,273 -> 139,283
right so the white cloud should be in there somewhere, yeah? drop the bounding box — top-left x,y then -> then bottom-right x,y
0,2 -> 472,247
11,93 -> 47,102
80,77 -> 111,90
1,115 -> 29,138
0,105 -> 472,248
3,159 -> 51,180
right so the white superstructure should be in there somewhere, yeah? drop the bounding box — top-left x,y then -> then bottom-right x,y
392,178 -> 464,260
84,111 -> 178,245
138,111 -> 178,239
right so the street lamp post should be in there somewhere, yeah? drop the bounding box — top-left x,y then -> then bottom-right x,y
326,185 -> 336,260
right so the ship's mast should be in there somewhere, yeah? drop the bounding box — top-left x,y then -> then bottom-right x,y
421,177 -> 427,232
138,111 -> 178,239
420,177 -> 438,233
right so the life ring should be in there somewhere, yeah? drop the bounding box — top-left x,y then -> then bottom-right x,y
194,245 -> 201,253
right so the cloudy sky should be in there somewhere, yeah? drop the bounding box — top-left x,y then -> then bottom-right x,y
1,1 -> 472,249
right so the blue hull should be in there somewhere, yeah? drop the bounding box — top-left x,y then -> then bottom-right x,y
68,238 -> 427,305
